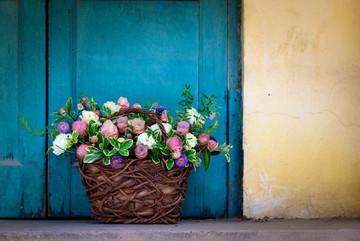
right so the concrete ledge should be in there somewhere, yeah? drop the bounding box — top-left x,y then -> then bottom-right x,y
0,218 -> 359,241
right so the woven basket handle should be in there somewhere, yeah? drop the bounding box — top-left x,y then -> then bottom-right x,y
108,107 -> 167,142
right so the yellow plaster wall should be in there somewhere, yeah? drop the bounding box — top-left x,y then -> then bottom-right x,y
243,0 -> 360,218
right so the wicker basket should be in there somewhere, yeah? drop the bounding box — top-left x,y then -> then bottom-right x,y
78,108 -> 193,224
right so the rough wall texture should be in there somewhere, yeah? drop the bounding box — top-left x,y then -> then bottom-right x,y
243,0 -> 360,218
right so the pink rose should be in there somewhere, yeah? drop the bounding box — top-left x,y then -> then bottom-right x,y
76,144 -> 89,161
116,116 -> 128,133
166,136 -> 183,153
134,144 -> 148,159
132,103 -> 142,109
197,133 -> 210,146
91,109 -> 103,118
100,120 -> 119,138
160,110 -> 168,122
117,96 -> 130,109
72,121 -> 88,138
176,121 -> 190,136
207,139 -> 218,151
131,118 -> 146,134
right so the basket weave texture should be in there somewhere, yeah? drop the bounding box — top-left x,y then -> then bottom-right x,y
78,108 -> 193,224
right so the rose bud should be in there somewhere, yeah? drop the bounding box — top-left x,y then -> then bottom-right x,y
116,116 -> 128,133
91,109 -> 103,118
125,132 -> 133,140
176,121 -> 190,136
197,133 -> 210,146
166,136 -> 183,153
131,118 -> 146,134
60,107 -> 67,116
134,144 -> 149,159
90,135 -> 98,144
117,96 -> 130,109
172,151 -> 181,159
76,144 -> 89,161
207,139 -> 218,151
77,104 -> 84,111
72,120 -> 88,138
160,110 -> 168,122
100,120 -> 119,138
132,103 -> 142,109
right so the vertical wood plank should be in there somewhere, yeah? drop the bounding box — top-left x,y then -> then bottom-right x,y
0,0 -> 46,217
228,0 -> 243,218
48,0 -> 74,216
200,0 -> 228,217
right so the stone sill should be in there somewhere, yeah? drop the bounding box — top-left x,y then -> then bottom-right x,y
0,218 -> 359,241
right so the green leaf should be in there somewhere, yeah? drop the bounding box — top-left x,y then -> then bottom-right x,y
72,130 -> 79,143
166,159 -> 174,170
103,156 -> 110,165
160,147 -> 172,156
66,97 -> 72,114
103,149 -> 110,156
103,106 -> 112,116
83,153 -> 104,163
151,155 -> 160,164
108,149 -> 118,156
119,149 -> 129,157
120,139 -> 133,150
203,149 -> 211,171
51,130 -> 60,139
51,117 -> 67,126
97,132 -> 104,145
50,112 -> 62,116
103,137 -> 109,149
85,146 -> 101,154
109,137 -> 120,149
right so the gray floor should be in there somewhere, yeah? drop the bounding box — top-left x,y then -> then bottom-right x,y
0,218 -> 359,241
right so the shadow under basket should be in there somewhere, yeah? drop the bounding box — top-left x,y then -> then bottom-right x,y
79,158 -> 193,224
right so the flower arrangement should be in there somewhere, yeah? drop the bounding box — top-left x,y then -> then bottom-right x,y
20,85 -> 232,171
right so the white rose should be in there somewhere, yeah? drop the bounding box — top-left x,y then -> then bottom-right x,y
150,123 -> 172,134
80,110 -> 100,125
136,133 -> 156,149
185,133 -> 197,150
103,101 -> 120,114
186,107 -> 206,126
52,133 -> 72,155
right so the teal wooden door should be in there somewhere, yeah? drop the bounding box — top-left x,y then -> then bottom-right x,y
0,0 -> 241,218
0,0 -> 46,217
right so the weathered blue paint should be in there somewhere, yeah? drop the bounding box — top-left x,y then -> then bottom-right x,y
48,0 -> 76,217
182,0 -> 228,217
228,0 -> 243,217
48,0 -> 242,218
0,0 -> 46,217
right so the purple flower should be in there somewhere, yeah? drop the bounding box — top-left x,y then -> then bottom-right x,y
152,106 -> 166,110
110,156 -> 122,167
84,102 -> 91,108
57,122 -> 70,133
175,154 -> 188,167
209,113 -> 216,120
